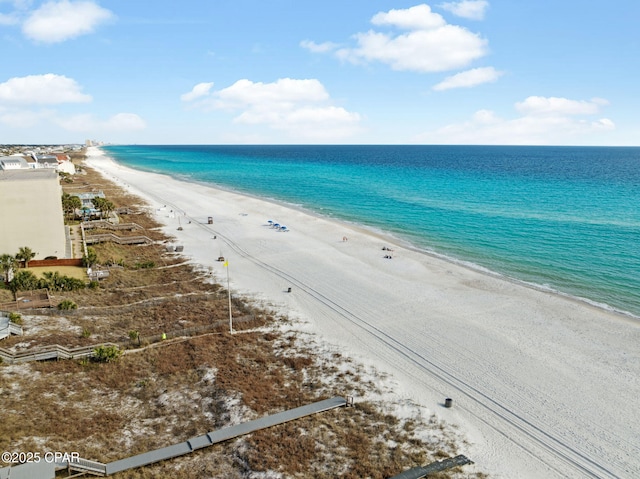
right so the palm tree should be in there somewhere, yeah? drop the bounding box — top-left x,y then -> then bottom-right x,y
15,246 -> 36,268
0,254 -> 17,283
61,193 -> 82,221
92,197 -> 115,220
101,199 -> 115,220
82,247 -> 98,268
8,270 -> 40,295
91,196 -> 104,216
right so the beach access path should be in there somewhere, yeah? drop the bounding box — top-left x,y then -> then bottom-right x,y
86,148 -> 640,479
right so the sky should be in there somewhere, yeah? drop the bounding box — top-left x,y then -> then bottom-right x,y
1,0 -> 639,145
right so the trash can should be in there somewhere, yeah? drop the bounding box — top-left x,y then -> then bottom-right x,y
444,398 -> 453,408
208,217 -> 213,224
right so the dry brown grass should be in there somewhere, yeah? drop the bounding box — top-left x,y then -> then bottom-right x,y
0,157 -> 487,478
26,266 -> 87,280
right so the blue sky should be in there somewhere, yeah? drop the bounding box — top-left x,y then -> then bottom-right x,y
1,0 -> 638,145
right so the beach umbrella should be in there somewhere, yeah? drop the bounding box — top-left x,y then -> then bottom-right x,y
273,223 -> 280,228
267,220 -> 273,224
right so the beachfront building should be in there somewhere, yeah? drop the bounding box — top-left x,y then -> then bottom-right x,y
0,156 -> 29,170
55,153 -> 76,175
2,153 -> 77,174
57,159 -> 76,175
73,191 -> 105,219
33,154 -> 59,169
0,168 -> 68,259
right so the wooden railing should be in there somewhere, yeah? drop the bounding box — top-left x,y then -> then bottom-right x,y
0,289 -> 52,310
0,342 -> 119,364
83,220 -> 143,231
67,457 -> 108,476
0,322 -> 22,341
0,315 -> 259,364
85,233 -> 153,245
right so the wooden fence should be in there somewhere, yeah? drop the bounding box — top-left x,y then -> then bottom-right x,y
82,220 -> 143,231
27,258 -> 84,268
0,315 -> 258,363
0,289 -> 52,311
0,342 -> 119,364
85,233 -> 153,245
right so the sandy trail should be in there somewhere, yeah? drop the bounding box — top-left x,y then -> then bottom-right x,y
86,147 -> 640,479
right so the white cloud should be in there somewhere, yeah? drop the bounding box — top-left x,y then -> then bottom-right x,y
214,78 -> 330,109
0,1 -> 30,26
56,112 -> 146,132
371,4 -> 446,30
0,73 -> 92,104
300,39 -> 339,53
416,95 -> 615,145
185,78 -> 362,140
440,1 -> 489,20
328,4 -> 488,73
104,112 -> 146,130
433,66 -> 503,90
180,82 -> 214,102
0,106 -> 146,135
472,109 -> 500,124
593,118 -> 615,129
0,108 -> 54,128
2,0 -> 33,7
515,96 -> 606,116
22,0 -> 114,43
0,12 -> 20,25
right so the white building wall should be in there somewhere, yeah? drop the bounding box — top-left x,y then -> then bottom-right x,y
57,160 -> 76,174
0,169 -> 67,259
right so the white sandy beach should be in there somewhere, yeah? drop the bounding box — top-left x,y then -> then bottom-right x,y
85,147 -> 640,479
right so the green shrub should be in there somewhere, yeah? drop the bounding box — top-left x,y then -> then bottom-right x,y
93,345 -> 121,363
57,299 -> 77,310
9,270 -> 40,292
41,272 -> 85,292
134,261 -> 155,269
8,312 -> 22,324
82,247 -> 98,268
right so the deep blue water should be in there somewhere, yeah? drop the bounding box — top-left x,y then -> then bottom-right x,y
102,145 -> 640,318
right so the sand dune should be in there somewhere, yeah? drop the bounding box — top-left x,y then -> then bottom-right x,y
86,147 -> 640,479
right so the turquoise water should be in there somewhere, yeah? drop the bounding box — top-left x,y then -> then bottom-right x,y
102,145 -> 640,318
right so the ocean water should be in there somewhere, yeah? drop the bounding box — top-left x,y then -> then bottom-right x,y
102,145 -> 640,318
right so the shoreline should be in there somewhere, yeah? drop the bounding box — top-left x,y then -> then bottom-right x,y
85,147 -> 640,479
102,148 -> 640,322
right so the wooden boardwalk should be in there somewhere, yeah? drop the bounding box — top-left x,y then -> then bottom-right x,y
85,233 -> 153,245
389,454 -> 474,478
0,320 -> 22,341
1,397 -> 350,478
106,396 -> 349,475
0,343 -> 119,364
82,220 -> 143,231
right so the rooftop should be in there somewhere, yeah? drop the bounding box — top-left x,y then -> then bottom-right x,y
0,168 -> 58,181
